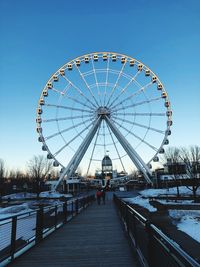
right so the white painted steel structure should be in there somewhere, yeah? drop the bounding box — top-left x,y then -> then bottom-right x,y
36,52 -> 172,189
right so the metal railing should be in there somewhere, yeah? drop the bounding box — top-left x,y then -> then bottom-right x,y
0,194 -> 95,266
113,194 -> 200,267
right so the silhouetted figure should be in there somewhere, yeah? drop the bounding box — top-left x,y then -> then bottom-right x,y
101,188 -> 106,204
96,188 -> 102,205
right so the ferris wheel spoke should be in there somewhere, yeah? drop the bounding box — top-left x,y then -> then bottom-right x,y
112,112 -> 165,117
51,82 -> 72,96
106,123 -> 126,172
86,125 -> 101,176
106,60 -> 128,106
91,58 -> 102,106
111,96 -> 162,113
109,82 -> 152,110
74,61 -> 99,107
103,120 -> 106,155
113,116 -> 165,134
45,118 -> 92,141
62,76 -> 97,109
112,119 -> 158,151
103,56 -> 110,106
64,94 -> 95,111
53,121 -> 94,157
108,71 -> 142,108
42,114 -> 93,123
45,103 -> 93,113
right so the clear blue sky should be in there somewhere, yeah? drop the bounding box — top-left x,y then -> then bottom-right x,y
0,0 -> 200,172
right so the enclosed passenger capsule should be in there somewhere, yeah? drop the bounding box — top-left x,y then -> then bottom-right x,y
152,76 -> 157,83
165,101 -> 170,107
112,54 -> 117,61
103,54 -> 107,61
47,153 -> 53,159
36,117 -> 42,123
145,69 -> 150,76
37,108 -> 42,114
39,99 -> 44,105
47,82 -> 52,89
76,60 -> 81,66
137,64 -> 143,71
130,59 -> 134,66
148,164 -> 152,169
43,90 -> 48,97
93,54 -> 98,61
167,120 -> 173,126
42,145 -> 47,151
166,129 -> 171,135
67,64 -> 72,70
36,127 -> 42,133
157,84 -> 163,90
84,56 -> 89,63
159,148 -> 165,154
121,57 -> 126,63
162,92 -> 167,98
60,69 -> 65,76
53,75 -> 58,82
38,136 -> 44,142
53,161 -> 59,167
164,139 -> 169,145
153,156 -> 159,162
166,110 -> 172,117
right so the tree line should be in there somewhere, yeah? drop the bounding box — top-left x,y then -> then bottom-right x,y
0,155 -> 59,197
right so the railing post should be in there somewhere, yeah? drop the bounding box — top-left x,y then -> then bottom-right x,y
146,220 -> 154,267
10,216 -> 17,260
63,201 -> 68,224
36,207 -> 44,243
75,199 -> 79,214
132,213 -> 138,247
54,206 -> 58,229
125,207 -> 129,234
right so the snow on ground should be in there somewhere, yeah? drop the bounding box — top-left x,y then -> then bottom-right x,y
139,186 -> 200,198
124,196 -> 157,212
169,210 -> 200,243
39,191 -> 73,198
2,192 -> 36,199
0,203 -> 33,220
123,186 -> 200,243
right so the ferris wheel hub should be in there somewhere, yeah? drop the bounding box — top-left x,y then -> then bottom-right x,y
96,106 -> 111,118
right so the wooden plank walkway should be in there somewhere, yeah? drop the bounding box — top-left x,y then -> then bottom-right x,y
9,193 -> 140,267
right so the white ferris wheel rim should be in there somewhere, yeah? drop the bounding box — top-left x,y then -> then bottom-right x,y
36,51 -> 172,174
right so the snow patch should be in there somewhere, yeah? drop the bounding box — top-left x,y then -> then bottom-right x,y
169,210 -> 200,243
125,196 -> 157,212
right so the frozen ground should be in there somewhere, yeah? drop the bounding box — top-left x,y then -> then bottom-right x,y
124,186 -> 200,243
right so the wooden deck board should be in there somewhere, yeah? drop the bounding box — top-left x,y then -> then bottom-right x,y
9,194 -> 140,267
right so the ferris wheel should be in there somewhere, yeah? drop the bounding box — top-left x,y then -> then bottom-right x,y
36,52 -> 172,188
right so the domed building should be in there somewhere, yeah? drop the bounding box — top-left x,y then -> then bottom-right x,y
102,155 -> 113,179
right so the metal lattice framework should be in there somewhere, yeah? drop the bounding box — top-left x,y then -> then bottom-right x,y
36,52 -> 172,188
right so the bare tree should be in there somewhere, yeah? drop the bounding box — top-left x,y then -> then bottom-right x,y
163,147 -> 183,197
27,155 -> 53,197
0,159 -> 5,180
180,145 -> 200,199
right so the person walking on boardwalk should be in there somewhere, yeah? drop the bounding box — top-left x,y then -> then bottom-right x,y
96,188 -> 102,205
101,187 -> 106,205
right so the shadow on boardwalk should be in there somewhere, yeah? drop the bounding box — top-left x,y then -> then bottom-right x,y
9,192 -> 140,267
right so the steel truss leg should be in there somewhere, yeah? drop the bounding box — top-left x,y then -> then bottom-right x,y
54,117 -> 102,190
105,116 -> 153,184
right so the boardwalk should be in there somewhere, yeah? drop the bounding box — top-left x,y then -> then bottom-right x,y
9,193 -> 140,267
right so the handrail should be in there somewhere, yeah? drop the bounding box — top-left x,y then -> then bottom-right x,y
113,194 -> 200,267
0,193 -> 95,266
